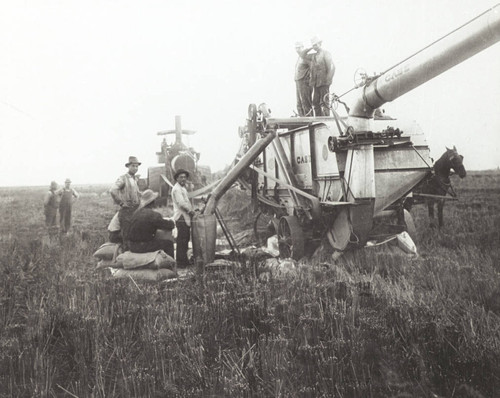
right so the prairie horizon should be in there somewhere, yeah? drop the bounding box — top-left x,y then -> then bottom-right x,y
1,168 -> 500,190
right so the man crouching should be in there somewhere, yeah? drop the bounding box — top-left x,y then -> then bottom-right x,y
128,189 -> 175,258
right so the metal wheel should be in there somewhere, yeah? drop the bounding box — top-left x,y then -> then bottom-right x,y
247,103 -> 257,121
278,216 -> 304,260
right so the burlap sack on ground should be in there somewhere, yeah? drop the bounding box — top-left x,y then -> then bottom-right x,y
155,251 -> 176,270
107,211 -> 120,232
96,258 -> 124,270
110,268 -> 177,281
93,242 -> 121,261
116,250 -> 176,270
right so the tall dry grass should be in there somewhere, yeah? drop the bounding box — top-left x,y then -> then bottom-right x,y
0,172 -> 499,397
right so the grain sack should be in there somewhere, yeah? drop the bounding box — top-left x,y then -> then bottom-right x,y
155,251 -> 176,270
396,231 -> 418,256
107,211 -> 120,232
110,268 -> 177,281
117,250 -> 175,270
93,242 -> 121,261
117,250 -> 157,269
96,258 -> 124,270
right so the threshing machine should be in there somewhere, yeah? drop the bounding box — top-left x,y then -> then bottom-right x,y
194,4 -> 500,264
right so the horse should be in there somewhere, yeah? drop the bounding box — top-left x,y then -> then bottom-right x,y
411,146 -> 466,228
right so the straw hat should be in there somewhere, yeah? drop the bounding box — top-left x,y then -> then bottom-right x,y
125,156 -> 141,167
139,189 -> 159,209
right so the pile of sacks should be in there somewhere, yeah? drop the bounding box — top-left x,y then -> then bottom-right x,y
93,242 -> 177,281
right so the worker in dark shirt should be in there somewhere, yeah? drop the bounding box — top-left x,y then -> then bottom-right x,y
128,189 -> 175,257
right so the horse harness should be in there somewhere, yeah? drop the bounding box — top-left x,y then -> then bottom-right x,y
433,173 -> 457,198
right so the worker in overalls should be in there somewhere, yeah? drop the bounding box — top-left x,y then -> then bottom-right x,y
44,181 -> 60,236
294,41 -> 312,116
57,178 -> 79,234
300,36 -> 335,116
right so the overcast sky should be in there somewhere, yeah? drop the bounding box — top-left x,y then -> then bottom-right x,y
1,0 -> 499,187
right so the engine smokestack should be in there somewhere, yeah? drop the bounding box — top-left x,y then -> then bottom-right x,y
175,115 -> 182,145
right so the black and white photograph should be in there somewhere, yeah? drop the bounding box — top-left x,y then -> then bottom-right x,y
1,0 -> 500,396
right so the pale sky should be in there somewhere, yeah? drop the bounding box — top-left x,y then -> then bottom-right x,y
1,0 -> 499,187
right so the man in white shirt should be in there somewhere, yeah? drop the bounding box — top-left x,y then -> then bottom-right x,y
171,169 -> 195,267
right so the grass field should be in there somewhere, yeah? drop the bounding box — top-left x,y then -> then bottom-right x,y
1,171 -> 499,397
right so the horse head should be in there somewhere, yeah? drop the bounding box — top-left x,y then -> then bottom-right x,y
445,146 -> 466,178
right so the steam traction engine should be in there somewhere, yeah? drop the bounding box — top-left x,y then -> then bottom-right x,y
147,115 -> 210,202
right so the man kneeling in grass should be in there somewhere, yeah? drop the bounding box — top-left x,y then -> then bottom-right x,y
128,189 -> 175,258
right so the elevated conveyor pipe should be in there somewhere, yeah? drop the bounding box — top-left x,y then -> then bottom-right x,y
349,3 -> 500,130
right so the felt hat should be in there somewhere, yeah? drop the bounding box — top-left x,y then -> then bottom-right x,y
125,156 -> 141,167
311,35 -> 322,46
139,189 -> 159,209
65,178 -> 71,183
174,169 -> 190,181
50,181 -> 58,189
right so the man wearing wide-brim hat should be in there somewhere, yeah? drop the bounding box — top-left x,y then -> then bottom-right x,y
127,189 -> 175,257
171,169 -> 195,267
110,156 -> 142,249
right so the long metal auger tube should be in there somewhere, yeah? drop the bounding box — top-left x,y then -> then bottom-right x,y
349,3 -> 500,129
